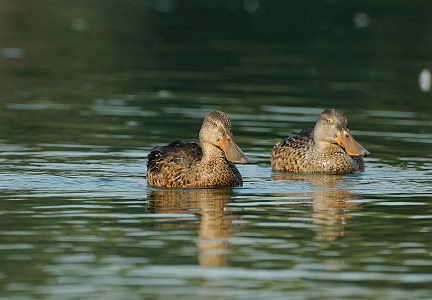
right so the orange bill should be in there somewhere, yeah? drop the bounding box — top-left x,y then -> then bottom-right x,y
218,133 -> 249,164
336,129 -> 370,157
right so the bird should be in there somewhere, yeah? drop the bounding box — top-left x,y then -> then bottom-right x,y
271,109 -> 370,174
147,111 -> 249,188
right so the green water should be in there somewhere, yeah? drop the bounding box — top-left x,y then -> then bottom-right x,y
1,1 -> 432,299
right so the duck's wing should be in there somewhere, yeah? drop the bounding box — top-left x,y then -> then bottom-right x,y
271,128 -> 314,172
279,128 -> 314,147
146,140 -> 202,187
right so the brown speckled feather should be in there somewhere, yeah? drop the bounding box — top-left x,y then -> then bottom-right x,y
146,111 -> 248,188
147,140 -> 242,188
271,130 -> 364,173
271,109 -> 368,174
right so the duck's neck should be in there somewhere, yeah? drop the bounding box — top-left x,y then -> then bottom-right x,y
200,142 -> 225,163
312,132 -> 336,153
314,138 -> 343,155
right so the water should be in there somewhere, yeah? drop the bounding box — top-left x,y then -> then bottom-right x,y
1,1 -> 432,299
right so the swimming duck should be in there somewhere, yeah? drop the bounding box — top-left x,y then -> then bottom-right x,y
147,111 -> 249,188
271,109 -> 370,174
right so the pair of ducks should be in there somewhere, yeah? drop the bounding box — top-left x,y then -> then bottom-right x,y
147,109 -> 370,188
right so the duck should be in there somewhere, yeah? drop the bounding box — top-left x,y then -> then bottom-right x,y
147,111 -> 249,188
271,109 -> 370,174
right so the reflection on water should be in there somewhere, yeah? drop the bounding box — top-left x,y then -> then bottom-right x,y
272,173 -> 360,242
148,189 -> 238,267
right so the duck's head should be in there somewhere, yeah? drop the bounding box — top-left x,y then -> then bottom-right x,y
199,111 -> 249,164
314,109 -> 370,157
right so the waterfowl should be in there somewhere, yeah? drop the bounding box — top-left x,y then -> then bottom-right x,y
147,111 -> 249,188
271,109 -> 370,174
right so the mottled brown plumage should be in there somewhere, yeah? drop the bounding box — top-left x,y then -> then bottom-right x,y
147,111 -> 249,188
271,109 -> 370,174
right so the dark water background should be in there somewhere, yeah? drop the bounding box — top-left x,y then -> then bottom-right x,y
1,1 -> 432,299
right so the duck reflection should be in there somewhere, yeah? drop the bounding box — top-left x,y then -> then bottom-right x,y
147,189 -> 238,267
272,173 -> 360,242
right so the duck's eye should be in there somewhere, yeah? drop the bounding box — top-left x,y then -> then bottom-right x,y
327,119 -> 332,124
212,121 -> 217,127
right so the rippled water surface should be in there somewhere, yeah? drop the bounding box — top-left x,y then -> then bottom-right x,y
1,1 -> 432,299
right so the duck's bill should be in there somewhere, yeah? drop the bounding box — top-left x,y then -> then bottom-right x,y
218,133 -> 249,164
336,129 -> 370,157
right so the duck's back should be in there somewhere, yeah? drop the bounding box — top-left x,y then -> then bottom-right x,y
271,129 -> 314,172
147,140 -> 202,188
